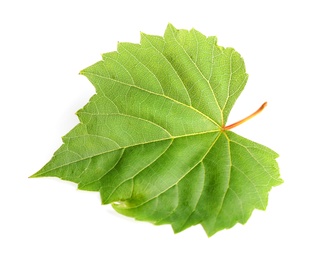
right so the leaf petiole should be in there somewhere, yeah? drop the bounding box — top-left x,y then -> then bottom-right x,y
223,102 -> 267,131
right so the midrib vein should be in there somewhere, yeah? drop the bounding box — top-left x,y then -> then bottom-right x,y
36,129 -> 220,175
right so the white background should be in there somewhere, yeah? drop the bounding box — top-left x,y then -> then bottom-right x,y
1,0 -> 322,259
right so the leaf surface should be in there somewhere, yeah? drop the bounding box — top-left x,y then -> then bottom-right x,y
32,24 -> 282,236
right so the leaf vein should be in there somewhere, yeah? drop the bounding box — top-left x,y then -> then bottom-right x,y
124,133 -> 222,210
141,33 -> 192,105
169,28 -> 223,124
82,71 -> 220,128
104,139 -> 173,204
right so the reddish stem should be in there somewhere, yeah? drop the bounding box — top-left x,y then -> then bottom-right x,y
223,102 -> 267,131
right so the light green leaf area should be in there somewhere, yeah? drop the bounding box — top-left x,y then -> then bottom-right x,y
32,24 -> 282,237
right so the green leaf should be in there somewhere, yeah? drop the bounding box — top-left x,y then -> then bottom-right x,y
31,24 -> 282,237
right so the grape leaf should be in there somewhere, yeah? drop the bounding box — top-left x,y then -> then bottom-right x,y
31,24 -> 282,237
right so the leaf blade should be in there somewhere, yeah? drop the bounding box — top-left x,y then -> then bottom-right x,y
32,24 -> 282,237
